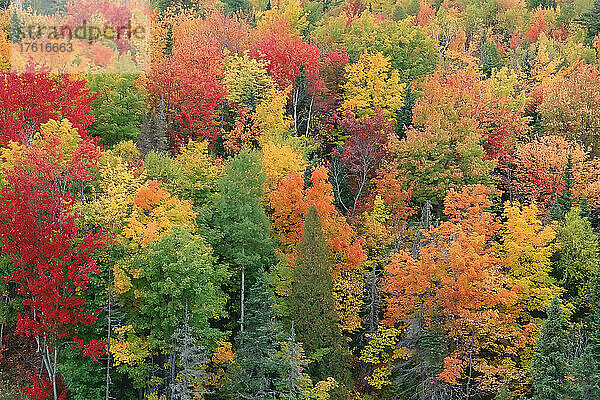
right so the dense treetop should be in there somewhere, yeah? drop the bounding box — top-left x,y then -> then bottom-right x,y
1,0 -> 600,399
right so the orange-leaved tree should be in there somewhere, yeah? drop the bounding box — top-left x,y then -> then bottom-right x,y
382,185 -> 531,395
270,166 -> 366,332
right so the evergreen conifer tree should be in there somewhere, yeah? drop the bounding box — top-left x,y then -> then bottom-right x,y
578,0 -> 600,45
574,270 -> 600,399
531,297 -> 571,400
228,270 -> 286,400
277,323 -> 312,400
170,311 -> 211,400
550,155 -> 574,221
289,205 -> 351,393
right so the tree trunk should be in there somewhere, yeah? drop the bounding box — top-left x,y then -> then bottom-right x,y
53,346 -> 58,400
465,328 -> 475,400
293,89 -> 299,136
241,244 -> 245,333
37,336 -> 58,400
305,95 -> 314,137
106,277 -> 113,400
241,267 -> 245,333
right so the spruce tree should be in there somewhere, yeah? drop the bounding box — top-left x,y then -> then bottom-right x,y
578,0 -> 600,45
170,312 -> 211,400
9,10 -> 22,43
395,85 -> 416,137
495,385 -> 513,400
531,297 -> 571,400
277,323 -> 312,400
574,270 -> 600,399
138,97 -> 170,155
289,205 -> 351,391
228,270 -> 286,400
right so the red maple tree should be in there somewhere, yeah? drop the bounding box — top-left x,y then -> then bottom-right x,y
0,121 -> 108,400
0,70 -> 95,145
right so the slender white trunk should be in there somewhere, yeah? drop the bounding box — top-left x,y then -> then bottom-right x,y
305,95 -> 314,137
106,276 -> 112,400
293,88 -> 300,136
53,346 -> 58,400
37,336 -> 58,400
240,244 -> 245,333
240,267 -> 245,333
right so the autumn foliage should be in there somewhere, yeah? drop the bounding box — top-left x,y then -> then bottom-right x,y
3,0 -> 600,399
0,119 -> 108,357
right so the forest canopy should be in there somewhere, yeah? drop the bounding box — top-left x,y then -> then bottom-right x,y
1,0 -> 600,399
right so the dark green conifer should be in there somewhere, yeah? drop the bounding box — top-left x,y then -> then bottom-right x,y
228,270 -> 285,400
289,205 -> 351,393
531,297 -> 571,400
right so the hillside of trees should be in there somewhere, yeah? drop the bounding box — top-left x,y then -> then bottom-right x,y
1,0 -> 600,398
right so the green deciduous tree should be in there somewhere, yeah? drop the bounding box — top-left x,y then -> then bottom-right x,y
87,73 -> 145,147
554,208 -> 600,320
315,12 -> 439,83
144,140 -> 223,207
208,148 -> 275,332
132,227 -> 229,351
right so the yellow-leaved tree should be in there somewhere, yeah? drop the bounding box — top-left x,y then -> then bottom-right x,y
485,67 -> 529,112
360,326 -> 402,389
224,53 -> 275,108
342,51 -> 405,118
81,141 -> 145,234
254,86 -> 294,144
499,202 -> 562,323
261,141 -> 307,196
256,0 -> 309,33
124,180 -> 197,248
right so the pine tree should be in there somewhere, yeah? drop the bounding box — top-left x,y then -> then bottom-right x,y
495,385 -> 513,400
529,0 -> 556,10
554,207 -> 600,320
481,40 -> 504,77
391,314 -> 448,400
395,84 -> 416,138
531,297 -> 571,400
170,311 -> 211,400
574,271 -> 600,399
289,205 -> 351,391
578,0 -> 600,45
228,270 -> 285,400
277,323 -> 312,400
9,10 -> 23,43
138,97 -> 170,156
